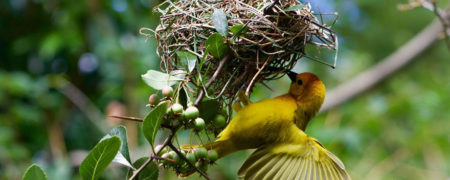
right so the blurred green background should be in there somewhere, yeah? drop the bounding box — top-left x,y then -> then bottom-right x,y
0,0 -> 449,179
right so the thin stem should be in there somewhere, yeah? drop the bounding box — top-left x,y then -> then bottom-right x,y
109,115 -> 171,129
108,115 -> 143,122
151,154 -> 175,162
263,0 -> 279,14
430,1 -> 450,52
245,56 -> 271,96
421,1 -> 450,52
194,54 -> 233,106
303,17 -> 336,33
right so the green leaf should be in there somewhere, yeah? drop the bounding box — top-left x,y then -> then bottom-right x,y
179,87 -> 188,108
230,24 -> 249,35
212,9 -> 228,36
79,136 -> 121,180
106,126 -> 133,168
141,70 -> 185,90
100,135 -> 133,168
230,24 -> 250,43
205,33 -> 229,59
176,51 -> 197,73
127,157 -> 159,180
22,164 -> 47,180
109,126 -> 130,162
283,4 -> 307,12
142,101 -> 169,149
198,100 -> 220,122
170,69 -> 187,79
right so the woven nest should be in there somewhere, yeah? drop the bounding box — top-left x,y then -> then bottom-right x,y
142,0 -> 336,102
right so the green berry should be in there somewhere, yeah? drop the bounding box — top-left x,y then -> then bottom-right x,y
148,94 -> 160,105
179,112 -> 187,121
159,149 -> 168,156
161,153 -> 172,165
166,152 -> 174,159
178,163 -> 191,173
183,106 -> 199,119
221,108 -> 227,116
194,118 -> 205,131
166,106 -> 173,114
171,103 -> 183,114
169,151 -> 182,165
208,150 -> 219,162
213,114 -> 226,128
162,86 -> 174,97
155,145 -> 167,155
196,161 -> 208,172
186,153 -> 197,163
195,147 -> 208,159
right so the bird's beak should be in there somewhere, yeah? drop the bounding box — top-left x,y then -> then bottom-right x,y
286,71 -> 298,82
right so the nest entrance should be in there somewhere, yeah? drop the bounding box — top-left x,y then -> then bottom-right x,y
144,0 -> 337,103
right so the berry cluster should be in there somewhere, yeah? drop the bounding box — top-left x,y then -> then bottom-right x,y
148,86 -> 228,133
147,86 -> 228,176
158,146 -> 219,174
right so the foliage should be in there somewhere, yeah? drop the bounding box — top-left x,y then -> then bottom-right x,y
79,136 -> 121,180
175,51 -> 197,73
212,9 -> 229,37
142,101 -> 169,149
22,164 -> 47,180
128,157 -> 158,180
0,0 -> 164,178
141,70 -> 185,90
205,33 -> 229,60
108,126 -> 133,167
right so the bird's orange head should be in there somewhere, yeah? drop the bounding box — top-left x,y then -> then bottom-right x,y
286,71 -> 326,108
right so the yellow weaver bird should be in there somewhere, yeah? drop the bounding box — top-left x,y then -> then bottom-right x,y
185,71 -> 350,180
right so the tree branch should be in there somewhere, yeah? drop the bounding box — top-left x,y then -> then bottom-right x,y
420,1 -> 450,52
321,18 -> 446,112
429,1 -> 450,52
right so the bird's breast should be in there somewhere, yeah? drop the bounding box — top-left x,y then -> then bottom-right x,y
220,94 -> 300,149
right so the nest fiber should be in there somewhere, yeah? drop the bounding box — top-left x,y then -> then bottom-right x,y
145,0 -> 336,100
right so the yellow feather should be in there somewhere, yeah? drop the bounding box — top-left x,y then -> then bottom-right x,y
276,156 -> 294,179
285,158 -> 300,179
295,158 -> 307,179
182,72 -> 350,179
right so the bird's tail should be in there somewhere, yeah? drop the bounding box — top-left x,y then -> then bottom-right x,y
238,142 -> 351,180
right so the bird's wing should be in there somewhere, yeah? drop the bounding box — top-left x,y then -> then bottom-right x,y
238,139 -> 350,180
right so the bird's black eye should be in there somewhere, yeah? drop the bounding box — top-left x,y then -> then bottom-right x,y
297,79 -> 303,85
